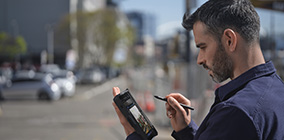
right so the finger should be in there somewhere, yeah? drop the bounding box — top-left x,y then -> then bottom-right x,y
166,93 -> 191,106
165,102 -> 176,118
165,102 -> 171,111
166,110 -> 172,118
165,103 -> 175,113
112,87 -> 121,97
167,97 -> 186,115
165,103 -> 172,118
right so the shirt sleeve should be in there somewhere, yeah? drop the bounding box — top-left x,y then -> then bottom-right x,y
126,132 -> 144,140
171,121 -> 198,140
197,106 -> 258,140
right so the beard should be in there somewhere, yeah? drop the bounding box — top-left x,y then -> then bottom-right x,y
208,42 -> 233,83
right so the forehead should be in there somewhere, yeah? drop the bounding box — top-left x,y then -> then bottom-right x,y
192,21 -> 216,46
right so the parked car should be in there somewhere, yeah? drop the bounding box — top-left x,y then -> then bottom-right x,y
105,67 -> 121,79
39,64 -> 76,98
0,71 -> 61,101
39,64 -> 61,75
53,71 -> 76,97
75,67 -> 106,84
0,73 -> 12,88
13,70 -> 36,80
0,67 -> 12,87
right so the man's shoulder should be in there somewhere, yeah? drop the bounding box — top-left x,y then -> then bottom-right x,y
219,75 -> 284,139
228,73 -> 284,108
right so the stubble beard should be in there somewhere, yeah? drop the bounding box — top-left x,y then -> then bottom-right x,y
210,43 -> 233,83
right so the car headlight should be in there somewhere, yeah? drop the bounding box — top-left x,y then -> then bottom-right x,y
65,82 -> 73,90
51,83 -> 59,91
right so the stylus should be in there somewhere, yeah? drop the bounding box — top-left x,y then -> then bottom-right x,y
154,95 -> 194,110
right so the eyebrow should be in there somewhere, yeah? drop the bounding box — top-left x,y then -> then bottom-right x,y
196,43 -> 206,48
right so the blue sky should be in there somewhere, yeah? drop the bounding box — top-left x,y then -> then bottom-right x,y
119,0 -> 284,40
119,0 -> 185,39
119,0 -> 185,26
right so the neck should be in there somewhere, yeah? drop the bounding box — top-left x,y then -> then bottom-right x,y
231,42 -> 265,80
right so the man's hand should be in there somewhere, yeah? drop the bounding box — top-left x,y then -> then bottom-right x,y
112,87 -> 135,136
165,93 -> 192,132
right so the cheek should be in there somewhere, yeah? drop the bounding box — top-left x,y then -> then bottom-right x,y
206,50 -> 217,67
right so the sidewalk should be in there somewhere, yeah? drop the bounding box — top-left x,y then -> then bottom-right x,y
76,74 -> 213,139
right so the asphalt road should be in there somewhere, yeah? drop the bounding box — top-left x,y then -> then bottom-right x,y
0,76 -> 173,140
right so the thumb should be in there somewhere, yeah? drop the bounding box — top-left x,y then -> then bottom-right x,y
168,97 -> 185,114
112,87 -> 121,97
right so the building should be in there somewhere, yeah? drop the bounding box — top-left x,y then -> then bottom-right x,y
0,0 -> 106,67
126,11 -> 156,61
126,11 -> 156,43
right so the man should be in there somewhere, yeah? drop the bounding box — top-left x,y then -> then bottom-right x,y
112,0 -> 284,139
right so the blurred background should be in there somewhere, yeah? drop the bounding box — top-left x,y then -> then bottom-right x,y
0,0 -> 283,139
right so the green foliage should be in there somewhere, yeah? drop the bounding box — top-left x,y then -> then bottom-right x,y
90,8 -> 134,66
0,32 -> 27,59
56,8 -> 135,69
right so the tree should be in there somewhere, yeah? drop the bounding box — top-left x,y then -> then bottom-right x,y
0,32 -> 27,60
55,8 -> 135,69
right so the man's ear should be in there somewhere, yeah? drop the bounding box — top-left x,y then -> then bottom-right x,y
223,29 -> 237,52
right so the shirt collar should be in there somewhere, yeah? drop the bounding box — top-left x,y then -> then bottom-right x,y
216,61 -> 276,102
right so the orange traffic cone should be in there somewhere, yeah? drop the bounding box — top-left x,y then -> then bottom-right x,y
144,91 -> 156,112
136,92 -> 146,111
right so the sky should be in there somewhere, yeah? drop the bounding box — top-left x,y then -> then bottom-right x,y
119,0 -> 185,27
118,0 -> 284,41
118,0 -> 187,39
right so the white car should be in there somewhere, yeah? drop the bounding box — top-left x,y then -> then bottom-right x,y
0,67 -> 12,87
39,64 -> 76,98
0,71 -> 61,101
76,67 -> 106,84
53,71 -> 76,97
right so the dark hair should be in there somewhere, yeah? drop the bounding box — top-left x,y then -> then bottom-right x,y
182,0 -> 260,43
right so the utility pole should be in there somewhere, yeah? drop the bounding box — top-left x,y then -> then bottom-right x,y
185,0 -> 201,99
46,24 -> 54,64
185,0 -> 191,62
185,0 -> 193,99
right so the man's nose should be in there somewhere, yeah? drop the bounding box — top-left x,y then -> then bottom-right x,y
197,52 -> 205,65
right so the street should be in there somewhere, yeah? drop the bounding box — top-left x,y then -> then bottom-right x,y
0,76 -> 173,140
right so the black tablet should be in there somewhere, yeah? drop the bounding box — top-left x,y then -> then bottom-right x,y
113,89 -> 158,140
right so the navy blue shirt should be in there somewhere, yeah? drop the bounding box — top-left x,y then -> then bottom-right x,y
127,62 -> 284,140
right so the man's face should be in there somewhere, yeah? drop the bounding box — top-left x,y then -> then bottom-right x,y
211,41 -> 233,83
193,21 -> 233,83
